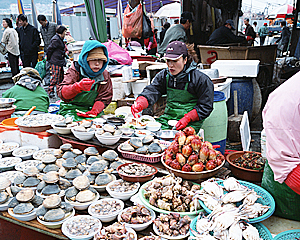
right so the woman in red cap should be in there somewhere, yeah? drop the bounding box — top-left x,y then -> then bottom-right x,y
258,23 -> 269,46
131,41 -> 214,132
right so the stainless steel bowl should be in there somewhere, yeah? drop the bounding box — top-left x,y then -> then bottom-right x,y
156,130 -> 177,140
0,98 -> 16,109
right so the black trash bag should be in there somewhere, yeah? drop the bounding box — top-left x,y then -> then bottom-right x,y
142,13 -> 153,39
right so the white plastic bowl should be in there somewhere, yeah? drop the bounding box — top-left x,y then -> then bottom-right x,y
8,207 -> 36,221
12,145 -> 39,160
37,208 -> 75,229
115,112 -> 129,120
91,175 -> 117,192
51,123 -> 72,135
134,130 -> 151,137
153,223 -> 190,239
0,142 -> 20,157
64,191 -> 100,210
95,133 -> 121,146
15,160 -> 41,172
0,157 -> 22,171
88,198 -> 124,222
146,122 -> 161,132
0,198 -> 12,211
62,215 -> 101,240
71,128 -> 95,141
94,226 -> 137,240
106,180 -> 140,201
118,206 -> 155,231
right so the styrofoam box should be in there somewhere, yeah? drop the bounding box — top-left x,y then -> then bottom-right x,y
211,60 -> 260,77
214,78 -> 232,101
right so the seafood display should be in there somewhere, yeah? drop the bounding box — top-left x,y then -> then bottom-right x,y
0,142 -> 19,154
153,213 -> 191,237
64,216 -> 100,237
119,204 -> 152,224
0,177 -> 13,205
0,157 -> 22,169
71,119 -> 98,132
143,175 -> 200,212
96,124 -> 122,136
53,117 -> 74,128
118,163 -> 156,176
139,235 -> 161,240
89,199 -> 122,216
94,222 -> 135,240
195,177 -> 271,218
13,167 -> 42,188
0,171 -> 24,182
231,152 -> 265,170
16,114 -> 64,127
162,127 -> 225,172
15,160 -> 41,172
108,180 -> 139,193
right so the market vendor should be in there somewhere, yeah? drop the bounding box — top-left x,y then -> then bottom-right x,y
57,40 -> 112,121
262,71 -> 300,221
2,67 -> 49,114
131,41 -> 214,132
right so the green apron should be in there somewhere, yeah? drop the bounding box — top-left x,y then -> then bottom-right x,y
58,84 -> 103,122
156,74 -> 203,132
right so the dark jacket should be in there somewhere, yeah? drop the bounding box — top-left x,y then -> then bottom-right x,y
206,26 -> 245,45
17,23 -> 41,55
140,67 -> 214,121
276,26 -> 291,46
159,28 -> 168,44
245,24 -> 256,39
40,21 -> 57,53
47,34 -> 66,67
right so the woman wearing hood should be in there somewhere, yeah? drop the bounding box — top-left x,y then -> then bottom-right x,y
131,41 -> 214,132
57,40 -> 112,121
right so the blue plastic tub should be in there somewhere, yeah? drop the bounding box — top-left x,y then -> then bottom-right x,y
48,103 -> 60,114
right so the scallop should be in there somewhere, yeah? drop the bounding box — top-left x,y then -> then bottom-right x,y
36,163 -> 46,172
8,197 -> 19,208
0,192 -> 9,204
65,169 -> 82,180
43,164 -> 59,173
75,154 -> 87,164
62,151 -> 77,160
114,129 -> 122,136
62,158 -> 78,169
130,137 -> 143,148
73,126 -> 86,132
31,195 -> 44,208
73,176 -> 90,191
102,150 -> 118,161
58,179 -> 71,190
43,194 -> 61,209
72,149 -> 82,155
42,154 -> 57,164
36,205 -> 47,217
120,143 -> 134,152
86,156 -> 101,165
37,181 -> 46,192
65,186 -> 79,199
77,163 -> 86,172
81,120 -> 92,128
23,166 -> 39,177
13,202 -> 34,215
22,177 -> 40,187
14,174 -> 26,185
110,160 -> 125,170
75,190 -> 95,203
60,202 -> 73,213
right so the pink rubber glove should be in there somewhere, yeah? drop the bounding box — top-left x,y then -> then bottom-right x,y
62,78 -> 95,100
147,42 -> 153,51
176,109 -> 199,130
131,96 -> 148,118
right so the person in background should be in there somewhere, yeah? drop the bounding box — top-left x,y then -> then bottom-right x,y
37,15 -> 57,55
275,21 -> 291,57
262,71 -> 300,221
174,19 -> 179,25
244,18 -> 256,45
160,22 -> 170,44
16,14 -> 41,68
131,41 -> 213,132
57,40 -> 112,121
253,21 -> 258,32
154,29 -> 159,44
158,12 -> 194,55
2,67 -> 49,114
144,30 -> 157,56
206,19 -> 247,46
46,26 -> 67,98
258,23 -> 269,46
1,18 -> 20,77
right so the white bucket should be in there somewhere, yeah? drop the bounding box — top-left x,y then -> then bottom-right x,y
132,79 -> 149,98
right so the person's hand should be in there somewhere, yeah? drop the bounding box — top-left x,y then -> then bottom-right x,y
131,96 -> 148,118
74,78 -> 95,92
86,101 -> 105,117
175,109 -> 199,130
246,36 -> 254,41
77,112 -> 95,118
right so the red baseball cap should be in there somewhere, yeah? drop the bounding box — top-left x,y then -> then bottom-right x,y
264,23 -> 268,26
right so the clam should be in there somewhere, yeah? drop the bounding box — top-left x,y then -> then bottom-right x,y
120,143 -> 134,152
96,129 -> 105,135
65,187 -> 79,199
44,208 -> 65,222
142,135 -> 154,144
36,205 -> 47,217
23,166 -> 39,177
103,124 -> 115,133
62,151 -> 77,159
73,126 -> 86,132
102,150 -> 118,161
42,154 -> 57,164
84,147 -> 99,156
10,186 -> 21,196
55,121 -> 67,127
55,158 -> 65,168
43,164 -> 59,173
94,173 -> 113,186
75,190 -> 95,203
114,129 -> 122,136
60,144 -> 73,152
13,202 -> 34,215
89,160 -> 109,174
58,179 -> 71,190
37,181 -> 46,192
41,184 -> 61,196
31,195 -> 44,208
77,163 -> 86,172
81,120 -> 92,128
53,149 -> 63,158
86,156 -> 101,165
60,202 -> 73,213
0,192 -> 9,204
36,163 -> 46,172
65,169 -> 82,180
85,173 -> 96,185
59,167 -> 68,177
14,174 -> 26,186
0,177 -> 11,191
73,176 -> 90,190
75,154 -> 87,164
43,171 -> 59,184
16,189 -> 35,202
72,149 -> 82,155
136,146 -> 148,154
110,160 -> 125,170
8,197 -> 19,208
130,137 -> 143,148
102,132 -> 112,136
148,142 -> 162,154
22,177 -> 40,187
62,158 -> 78,169
43,194 -> 61,209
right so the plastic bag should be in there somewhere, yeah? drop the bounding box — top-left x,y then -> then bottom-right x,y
122,4 -> 143,39
142,13 -> 153,39
103,40 -> 133,65
35,59 -> 47,79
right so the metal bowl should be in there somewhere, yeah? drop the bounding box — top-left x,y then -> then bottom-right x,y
156,130 -> 177,140
0,98 -> 16,109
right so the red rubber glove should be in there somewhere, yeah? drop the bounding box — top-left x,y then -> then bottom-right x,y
246,36 -> 254,41
61,78 -> 95,100
176,109 -> 199,130
77,101 -> 105,118
285,164 -> 300,195
131,96 -> 149,118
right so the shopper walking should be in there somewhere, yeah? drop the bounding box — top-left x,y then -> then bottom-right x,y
258,23 -> 269,46
1,18 -> 20,77
275,21 -> 291,57
37,15 -> 57,55
244,18 -> 256,46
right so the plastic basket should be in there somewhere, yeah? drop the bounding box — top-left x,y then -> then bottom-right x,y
199,180 -> 275,223
189,216 -> 273,239
118,140 -> 170,163
273,230 -> 300,240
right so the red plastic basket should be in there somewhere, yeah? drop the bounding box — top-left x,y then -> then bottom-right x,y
118,140 -> 170,163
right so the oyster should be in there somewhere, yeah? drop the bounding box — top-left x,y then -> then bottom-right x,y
84,147 -> 99,156
73,176 -> 90,190
120,143 -> 134,152
118,163 -> 156,176
130,137 -> 143,148
16,189 -> 35,202
89,160 -> 109,174
43,194 -> 61,209
102,150 -> 118,161
44,208 -> 65,222
13,202 -> 34,215
142,135 -> 154,144
94,173 -> 113,186
75,190 -> 95,203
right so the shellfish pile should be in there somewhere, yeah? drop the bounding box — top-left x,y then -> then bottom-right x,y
16,114 -> 64,127
118,163 -> 156,176
143,175 -> 200,212
89,199 -> 122,216
13,166 -> 41,188
0,157 -> 21,169
0,177 -> 14,205
108,180 -> 139,193
64,216 -> 100,237
96,124 -> 122,137
119,204 -> 152,224
94,222 -> 135,240
163,127 -> 225,172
